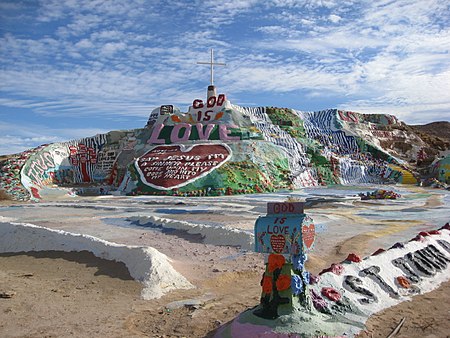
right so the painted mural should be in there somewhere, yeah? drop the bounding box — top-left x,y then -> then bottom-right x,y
135,144 -> 232,190
0,90 -> 448,201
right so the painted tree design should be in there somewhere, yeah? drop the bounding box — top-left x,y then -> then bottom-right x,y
69,144 -> 97,182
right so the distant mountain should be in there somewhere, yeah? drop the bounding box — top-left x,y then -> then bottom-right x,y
409,121 -> 450,141
1,93 -> 449,201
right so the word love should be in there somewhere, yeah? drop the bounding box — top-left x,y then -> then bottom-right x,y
148,123 -> 239,144
255,213 -> 315,255
267,224 -> 289,235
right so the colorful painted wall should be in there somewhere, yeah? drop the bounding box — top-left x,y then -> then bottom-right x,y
432,155 -> 450,184
0,93 -> 447,201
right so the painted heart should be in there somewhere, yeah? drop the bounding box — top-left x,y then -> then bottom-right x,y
302,223 -> 315,249
270,234 -> 286,253
135,143 -> 231,190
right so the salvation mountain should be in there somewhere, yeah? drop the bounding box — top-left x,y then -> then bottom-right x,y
1,92 -> 449,201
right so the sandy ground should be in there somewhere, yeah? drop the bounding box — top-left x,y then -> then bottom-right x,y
1,187 -> 449,337
2,251 -> 449,338
0,250 -> 263,338
357,280 -> 450,338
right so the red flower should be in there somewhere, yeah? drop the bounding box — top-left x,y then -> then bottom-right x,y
276,274 -> 291,291
345,253 -> 362,263
321,287 -> 341,302
262,276 -> 273,294
396,276 -> 411,289
268,254 -> 285,272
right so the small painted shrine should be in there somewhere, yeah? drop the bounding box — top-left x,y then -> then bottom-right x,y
254,201 -> 315,318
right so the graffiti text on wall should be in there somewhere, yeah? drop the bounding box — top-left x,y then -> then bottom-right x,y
23,152 -> 55,187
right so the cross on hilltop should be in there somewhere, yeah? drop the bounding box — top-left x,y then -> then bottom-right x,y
197,49 -> 226,86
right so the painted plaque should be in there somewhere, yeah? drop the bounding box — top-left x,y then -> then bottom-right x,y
135,143 -> 231,190
255,214 -> 315,254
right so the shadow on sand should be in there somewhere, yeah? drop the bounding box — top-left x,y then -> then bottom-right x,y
0,250 -> 134,281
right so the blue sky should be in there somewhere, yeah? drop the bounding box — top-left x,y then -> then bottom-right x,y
1,0 -> 449,155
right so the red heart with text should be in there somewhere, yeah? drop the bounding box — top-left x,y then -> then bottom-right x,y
270,234 -> 286,253
302,223 -> 315,249
135,144 -> 231,190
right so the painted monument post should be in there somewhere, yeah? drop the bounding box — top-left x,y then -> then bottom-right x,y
254,201 -> 315,319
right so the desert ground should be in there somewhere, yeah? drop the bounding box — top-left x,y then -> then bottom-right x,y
1,185 -> 449,337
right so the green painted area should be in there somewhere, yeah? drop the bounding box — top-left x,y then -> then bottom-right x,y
305,146 -> 338,185
266,107 -> 306,139
436,155 -> 450,183
362,141 -> 395,162
266,107 -> 339,184
131,141 -> 292,196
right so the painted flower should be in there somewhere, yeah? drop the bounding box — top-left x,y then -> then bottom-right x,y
276,274 -> 291,291
291,274 -> 303,295
292,253 -> 307,271
345,253 -> 362,263
396,276 -> 411,289
170,115 -> 181,122
321,287 -> 341,302
302,271 -> 310,285
268,254 -> 285,272
262,276 -> 273,294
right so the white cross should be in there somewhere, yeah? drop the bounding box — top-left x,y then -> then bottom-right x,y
197,49 -> 226,86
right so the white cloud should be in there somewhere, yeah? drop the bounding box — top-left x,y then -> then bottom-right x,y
90,30 -> 125,41
328,14 -> 341,23
0,0 -> 449,136
256,25 -> 295,37
267,0 -> 339,9
0,121 -> 111,155
198,0 -> 261,26
100,42 -> 127,57
74,39 -> 94,49
222,61 -> 340,93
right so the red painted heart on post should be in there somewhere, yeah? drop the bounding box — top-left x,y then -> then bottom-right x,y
135,144 -> 231,190
270,234 -> 286,253
302,223 -> 315,249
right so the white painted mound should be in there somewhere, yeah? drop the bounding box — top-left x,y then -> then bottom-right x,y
312,226 -> 450,336
128,215 -> 254,250
0,218 -> 193,299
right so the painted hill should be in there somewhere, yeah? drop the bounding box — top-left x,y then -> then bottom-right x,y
1,91 -> 449,201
